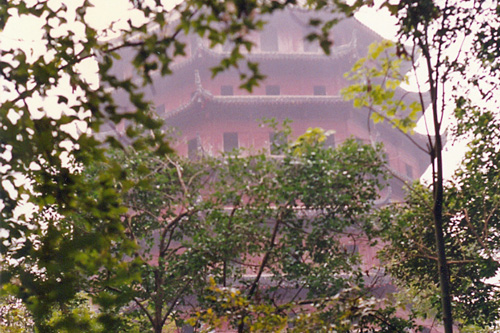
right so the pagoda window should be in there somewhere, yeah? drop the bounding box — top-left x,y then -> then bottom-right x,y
265,85 -> 280,96
313,85 -> 326,95
269,132 -> 286,155
189,35 -> 199,55
221,85 -> 234,96
260,28 -> 278,52
405,163 -> 414,178
188,137 -> 201,160
223,132 -> 239,152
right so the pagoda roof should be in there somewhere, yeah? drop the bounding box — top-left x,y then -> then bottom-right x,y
167,37 -> 358,74
165,73 -> 347,119
167,94 -> 346,119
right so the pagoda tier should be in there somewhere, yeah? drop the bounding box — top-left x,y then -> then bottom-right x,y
111,8 -> 382,112
109,8 -> 429,201
159,71 -> 427,201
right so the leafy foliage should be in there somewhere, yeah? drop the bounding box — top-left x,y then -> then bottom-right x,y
0,296 -> 34,333
343,1 -> 500,331
0,1 -> 350,330
342,40 -> 421,134
87,127 -> 408,332
380,107 -> 500,330
4,0 -> 500,331
192,277 -> 416,332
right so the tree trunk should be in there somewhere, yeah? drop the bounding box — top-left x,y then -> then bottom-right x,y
432,144 -> 453,333
431,87 -> 453,332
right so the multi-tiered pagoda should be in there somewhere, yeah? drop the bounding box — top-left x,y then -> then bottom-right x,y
111,7 -> 428,201
107,9 -> 437,331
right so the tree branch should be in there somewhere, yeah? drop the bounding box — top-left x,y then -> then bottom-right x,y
247,209 -> 282,298
106,285 -> 155,327
161,279 -> 192,328
463,208 -> 487,249
483,201 -> 499,241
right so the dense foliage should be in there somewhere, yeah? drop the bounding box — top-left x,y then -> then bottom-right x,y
380,107 -> 500,331
3,0 -> 500,331
0,1 -> 338,330
343,1 -> 500,331
86,128 -> 407,332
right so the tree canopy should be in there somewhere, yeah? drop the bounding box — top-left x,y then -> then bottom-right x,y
341,1 -> 500,331
94,129 -> 400,332
3,0 -> 500,332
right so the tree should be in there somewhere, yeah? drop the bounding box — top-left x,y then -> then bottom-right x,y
0,1 -> 388,329
87,127 -> 414,332
4,0 -> 500,331
0,1 -> 319,330
379,105 -> 500,331
342,1 -> 500,331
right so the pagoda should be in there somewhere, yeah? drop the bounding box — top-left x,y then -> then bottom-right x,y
106,9 -> 438,331
111,7 -> 428,201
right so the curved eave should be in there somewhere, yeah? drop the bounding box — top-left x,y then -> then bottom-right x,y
169,42 -> 356,73
205,42 -> 355,61
165,93 -> 346,119
211,94 -> 345,105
